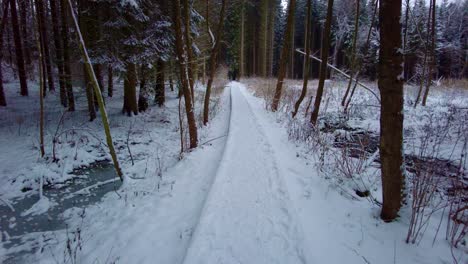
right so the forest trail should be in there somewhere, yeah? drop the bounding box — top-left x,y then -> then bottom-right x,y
183,82 -> 307,264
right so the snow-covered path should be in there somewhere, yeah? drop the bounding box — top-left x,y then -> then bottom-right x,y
183,83 -> 307,264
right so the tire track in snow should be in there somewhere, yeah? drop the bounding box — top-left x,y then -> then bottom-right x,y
176,84 -> 233,263
182,82 -> 307,264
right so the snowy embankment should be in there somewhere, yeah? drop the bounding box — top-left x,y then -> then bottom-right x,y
0,76 -> 227,263
243,78 -> 467,263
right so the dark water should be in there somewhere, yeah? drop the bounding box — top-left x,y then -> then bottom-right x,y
0,161 -> 122,263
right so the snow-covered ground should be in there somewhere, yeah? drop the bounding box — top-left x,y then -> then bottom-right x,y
1,78 -> 467,263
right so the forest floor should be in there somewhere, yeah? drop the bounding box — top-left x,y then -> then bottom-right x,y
0,79 -> 467,263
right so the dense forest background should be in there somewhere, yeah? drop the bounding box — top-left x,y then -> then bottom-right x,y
0,0 -> 466,112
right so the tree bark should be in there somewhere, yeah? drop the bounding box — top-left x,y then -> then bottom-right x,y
403,0 -> 410,80
10,0 -> 28,96
183,0 -> 195,105
202,0 -> 227,125
35,0 -> 55,92
292,0 -> 312,118
49,0 -> 67,106
19,0 -> 31,65
239,0 -> 245,80
259,0 -> 268,77
84,65 -> 96,121
0,0 -> 9,106
155,59 -> 166,107
341,0 -> 360,107
123,62 -> 138,116
422,0 -> 436,106
107,65 -> 113,97
33,0 -> 45,156
379,0 -> 405,222
310,0 -> 334,125
271,0 -> 296,112
138,64 -> 149,112
61,0 -> 74,111
172,0 -> 198,149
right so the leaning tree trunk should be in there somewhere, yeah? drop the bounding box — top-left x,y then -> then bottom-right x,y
66,0 -> 123,180
93,64 -> 105,106
155,59 -> 165,107
292,0 -> 312,118
49,0 -> 67,106
10,0 -> 28,96
271,0 -> 296,112
378,0 -> 405,222
61,0 -> 74,111
202,0 -> 226,125
123,63 -> 138,116
172,0 -> 198,149
310,0 -> 334,125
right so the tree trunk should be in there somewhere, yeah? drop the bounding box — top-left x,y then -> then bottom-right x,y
341,0 -> 360,107
10,0 -> 28,96
138,64 -> 149,112
292,0 -> 312,118
403,0 -> 410,80
259,0 -> 268,77
289,24 -> 295,78
67,0 -> 123,180
84,65 -> 96,121
169,72 -> 174,92
183,0 -> 195,105
35,0 -> 55,92
343,0 -> 378,111
93,64 -> 105,106
414,1 -> 433,108
107,65 -> 113,97
0,62 -> 5,106
123,62 -> 138,116
49,0 -> 67,106
202,0 -> 226,125
310,0 -> 334,125
19,0 -> 31,65
239,0 -> 245,80
172,0 -> 198,149
271,0 -> 296,112
268,3 -> 275,77
155,59 -> 165,107
0,0 -> 9,106
378,0 -> 405,222
422,0 -> 436,106
33,0 -> 45,156
61,0 -> 74,111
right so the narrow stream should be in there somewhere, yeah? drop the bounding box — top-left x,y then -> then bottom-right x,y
0,161 -> 122,263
